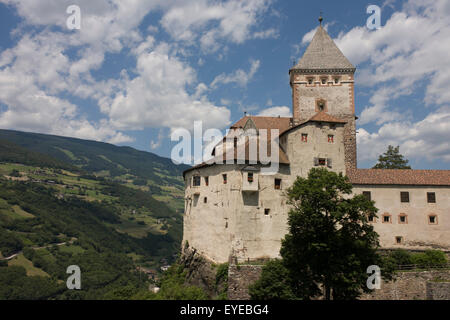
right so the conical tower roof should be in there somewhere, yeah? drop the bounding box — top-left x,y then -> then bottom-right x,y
291,26 -> 355,73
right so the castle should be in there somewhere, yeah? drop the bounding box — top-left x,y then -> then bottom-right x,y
183,23 -> 450,264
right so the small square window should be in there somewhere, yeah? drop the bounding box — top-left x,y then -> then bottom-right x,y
383,215 -> 391,223
321,78 -> 327,85
223,174 -> 227,184
328,135 -> 334,143
334,77 -> 340,84
301,133 -> 308,142
307,78 -> 314,85
319,158 -> 326,166
429,215 -> 437,225
400,192 -> 410,203
275,179 -> 282,190
399,214 -> 407,224
248,173 -> 254,183
368,215 -> 375,223
396,236 -> 403,244
427,192 -> 436,203
363,191 -> 372,201
264,209 -> 270,216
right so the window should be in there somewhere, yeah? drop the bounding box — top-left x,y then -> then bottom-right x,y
428,215 -> 438,225
301,133 -> 308,142
193,176 -> 201,187
328,135 -> 334,143
382,214 -> 391,223
205,176 -> 209,186
396,236 -> 403,244
204,197 -> 207,204
264,209 -> 270,216
316,99 -> 327,112
363,191 -> 372,201
321,77 -> 327,85
368,215 -> 375,223
398,214 -> 408,224
234,137 -> 238,148
275,179 -> 282,190
223,174 -> 227,184
318,102 -> 325,111
248,173 -> 254,183
334,77 -> 340,84
319,158 -> 326,166
400,192 -> 410,203
307,77 -> 314,85
427,192 -> 436,203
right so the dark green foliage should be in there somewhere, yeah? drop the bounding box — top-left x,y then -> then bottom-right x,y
411,250 -> 447,268
154,264 -> 208,300
0,266 -> 65,300
0,228 -> 23,257
249,260 -> 296,300
279,168 -> 386,300
373,145 -> 411,169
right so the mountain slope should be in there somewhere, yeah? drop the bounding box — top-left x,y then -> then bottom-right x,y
0,129 -> 189,186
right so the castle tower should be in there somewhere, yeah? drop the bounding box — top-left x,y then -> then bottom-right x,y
289,22 -> 357,170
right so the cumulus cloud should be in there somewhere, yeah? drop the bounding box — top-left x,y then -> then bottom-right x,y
160,0 -> 272,52
357,106 -> 450,164
211,59 -> 260,88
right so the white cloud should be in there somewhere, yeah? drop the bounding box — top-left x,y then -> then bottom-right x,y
211,59 -> 260,88
160,0 -> 271,52
334,0 -> 450,125
357,106 -> 450,164
257,106 -> 291,117
104,43 -> 231,131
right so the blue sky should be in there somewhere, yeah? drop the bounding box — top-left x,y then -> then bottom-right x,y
0,0 -> 449,169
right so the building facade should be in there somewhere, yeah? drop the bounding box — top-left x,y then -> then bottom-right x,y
183,24 -> 450,264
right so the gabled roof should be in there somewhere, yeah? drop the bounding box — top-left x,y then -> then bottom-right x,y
347,169 -> 450,186
291,26 -> 355,72
280,111 -> 347,137
308,111 -> 347,124
231,116 -> 292,133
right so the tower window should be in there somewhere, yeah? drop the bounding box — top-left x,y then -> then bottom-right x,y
204,197 -> 207,204
321,77 -> 327,85
319,103 -> 325,111
427,192 -> 436,203
428,215 -> 438,225
193,176 -> 201,187
316,99 -> 327,112
328,135 -> 334,143
400,192 -> 410,203
396,236 -> 403,244
248,173 -> 254,183
205,176 -> 209,186
275,179 -> 282,190
307,77 -> 314,85
264,209 -> 270,216
234,137 -> 238,148
334,77 -> 340,84
222,174 -> 227,184
301,133 -> 308,142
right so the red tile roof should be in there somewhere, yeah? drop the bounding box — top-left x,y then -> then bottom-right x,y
347,169 -> 450,186
308,111 -> 347,124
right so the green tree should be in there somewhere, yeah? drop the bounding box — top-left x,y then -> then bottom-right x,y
373,145 -> 411,169
249,259 -> 296,300
280,168 -> 387,300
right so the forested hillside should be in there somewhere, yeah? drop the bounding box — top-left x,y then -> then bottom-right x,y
0,130 -> 189,299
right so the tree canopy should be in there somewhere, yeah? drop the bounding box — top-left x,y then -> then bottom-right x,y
251,168 -> 390,300
373,145 -> 411,169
